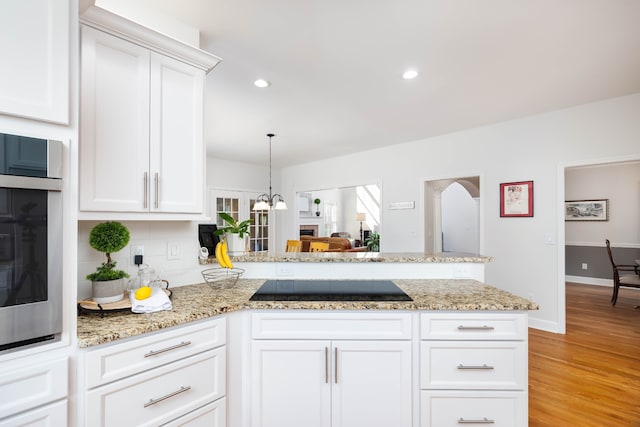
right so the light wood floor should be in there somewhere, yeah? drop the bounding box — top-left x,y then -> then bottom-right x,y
529,283 -> 640,426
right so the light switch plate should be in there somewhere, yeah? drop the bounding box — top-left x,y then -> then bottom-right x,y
167,241 -> 180,260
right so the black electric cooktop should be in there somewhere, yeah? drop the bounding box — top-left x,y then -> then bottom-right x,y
249,279 -> 413,302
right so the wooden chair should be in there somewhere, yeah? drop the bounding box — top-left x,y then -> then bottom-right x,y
286,240 -> 302,252
605,239 -> 640,305
309,241 -> 330,252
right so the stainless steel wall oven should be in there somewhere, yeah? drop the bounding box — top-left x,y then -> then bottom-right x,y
0,132 -> 62,351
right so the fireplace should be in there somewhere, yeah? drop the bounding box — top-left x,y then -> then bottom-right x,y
300,225 -> 318,237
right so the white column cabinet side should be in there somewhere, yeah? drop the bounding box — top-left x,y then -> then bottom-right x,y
250,312 -> 413,427
80,25 -> 206,216
0,0 -> 69,124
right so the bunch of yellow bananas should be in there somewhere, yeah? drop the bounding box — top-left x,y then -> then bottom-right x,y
215,239 -> 234,269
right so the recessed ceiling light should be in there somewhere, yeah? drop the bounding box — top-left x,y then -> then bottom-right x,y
402,70 -> 418,80
254,79 -> 271,88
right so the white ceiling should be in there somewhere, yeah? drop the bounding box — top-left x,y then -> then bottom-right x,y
98,0 -> 640,167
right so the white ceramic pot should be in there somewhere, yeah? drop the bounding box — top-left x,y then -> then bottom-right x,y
226,234 -> 247,255
92,278 -> 125,304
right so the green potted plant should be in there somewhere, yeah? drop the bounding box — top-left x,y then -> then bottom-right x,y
314,198 -> 321,216
86,221 -> 130,303
365,232 -> 380,252
214,212 -> 253,255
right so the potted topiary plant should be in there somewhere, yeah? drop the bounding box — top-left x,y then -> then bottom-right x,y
86,221 -> 130,304
314,198 -> 321,216
214,212 -> 253,255
365,232 -> 380,252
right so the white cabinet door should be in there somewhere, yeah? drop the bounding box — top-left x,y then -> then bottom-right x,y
251,340 -> 331,427
80,25 -> 150,212
150,53 -> 204,213
251,339 -> 412,427
332,341 -> 412,427
0,0 -> 69,124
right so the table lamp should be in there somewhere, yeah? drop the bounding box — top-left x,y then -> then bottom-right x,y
355,212 -> 366,243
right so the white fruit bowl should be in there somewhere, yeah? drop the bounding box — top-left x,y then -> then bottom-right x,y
201,267 -> 244,289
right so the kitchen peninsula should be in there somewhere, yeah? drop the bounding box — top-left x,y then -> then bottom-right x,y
226,250 -> 493,281
76,253 -> 536,427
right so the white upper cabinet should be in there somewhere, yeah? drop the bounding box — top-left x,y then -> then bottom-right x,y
78,7 -> 220,219
0,0 -> 70,124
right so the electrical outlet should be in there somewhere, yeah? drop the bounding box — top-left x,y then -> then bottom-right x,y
581,263 -> 588,270
131,245 -> 144,264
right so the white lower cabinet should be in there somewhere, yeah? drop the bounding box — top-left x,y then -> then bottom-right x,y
420,312 -> 528,427
0,356 -> 68,424
80,317 -> 226,427
0,400 -> 67,427
250,312 -> 413,427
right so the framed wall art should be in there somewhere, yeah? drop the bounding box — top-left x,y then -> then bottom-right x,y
565,199 -> 608,221
500,180 -> 534,217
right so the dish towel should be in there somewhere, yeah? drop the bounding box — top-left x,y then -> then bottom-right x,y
130,288 -> 172,313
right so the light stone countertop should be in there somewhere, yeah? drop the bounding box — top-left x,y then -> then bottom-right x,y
206,251 -> 493,264
77,278 -> 537,348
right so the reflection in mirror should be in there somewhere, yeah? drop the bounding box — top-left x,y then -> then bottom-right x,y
297,184 -> 381,249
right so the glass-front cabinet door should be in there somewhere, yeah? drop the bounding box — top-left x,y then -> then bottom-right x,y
249,199 -> 268,252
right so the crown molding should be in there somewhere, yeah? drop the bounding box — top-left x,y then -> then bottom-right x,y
80,5 -> 221,73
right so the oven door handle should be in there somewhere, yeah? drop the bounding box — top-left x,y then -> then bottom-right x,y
0,175 -> 62,191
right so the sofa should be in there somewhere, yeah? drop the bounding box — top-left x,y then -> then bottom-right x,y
300,236 -> 367,252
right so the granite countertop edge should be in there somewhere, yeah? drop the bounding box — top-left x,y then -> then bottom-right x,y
77,278 -> 537,348
204,252 -> 494,264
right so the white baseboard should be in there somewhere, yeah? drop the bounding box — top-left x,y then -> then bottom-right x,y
528,316 -> 562,333
565,275 -> 612,286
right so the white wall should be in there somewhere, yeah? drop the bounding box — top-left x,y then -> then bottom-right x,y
278,93 -> 640,333
206,157 -> 271,194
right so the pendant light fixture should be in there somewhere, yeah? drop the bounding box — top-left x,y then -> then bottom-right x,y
253,133 -> 287,211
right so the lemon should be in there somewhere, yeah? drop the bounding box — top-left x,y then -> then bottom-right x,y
134,286 -> 152,300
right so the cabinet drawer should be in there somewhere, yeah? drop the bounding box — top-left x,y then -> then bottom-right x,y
0,357 -> 68,418
421,391 -> 527,427
161,397 -> 226,427
86,347 -> 225,427
252,311 -> 412,340
420,341 -> 526,390
421,312 -> 527,340
85,317 -> 225,388
0,399 -> 67,427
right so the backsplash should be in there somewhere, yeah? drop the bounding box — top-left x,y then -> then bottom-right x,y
78,221 -> 206,300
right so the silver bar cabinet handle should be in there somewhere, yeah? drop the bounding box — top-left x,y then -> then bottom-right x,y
143,172 -> 148,209
144,341 -> 192,358
154,172 -> 159,209
457,364 -> 495,370
325,347 -> 329,384
457,325 -> 494,331
458,417 -> 495,424
144,386 -> 191,408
